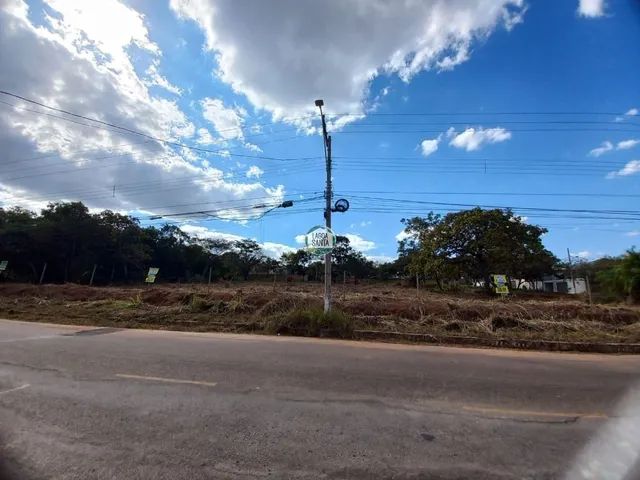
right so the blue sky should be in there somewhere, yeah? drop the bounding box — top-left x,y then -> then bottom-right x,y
0,0 -> 639,261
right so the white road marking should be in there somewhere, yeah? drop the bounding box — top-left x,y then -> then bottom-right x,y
0,384 -> 30,396
115,374 -> 217,387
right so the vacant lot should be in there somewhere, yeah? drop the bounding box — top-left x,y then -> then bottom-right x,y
1,282 -> 640,348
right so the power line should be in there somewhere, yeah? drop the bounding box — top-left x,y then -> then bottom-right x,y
344,194 -> 640,216
337,190 -> 640,198
333,128 -> 640,134
335,111 -> 635,117
0,91 -> 320,163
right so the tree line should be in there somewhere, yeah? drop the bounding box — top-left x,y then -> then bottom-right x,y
1,202 -> 637,302
0,202 -> 374,284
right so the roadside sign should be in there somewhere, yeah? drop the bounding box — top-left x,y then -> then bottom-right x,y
145,267 -> 159,283
0,260 -> 7,271
304,225 -> 336,256
492,274 -> 509,295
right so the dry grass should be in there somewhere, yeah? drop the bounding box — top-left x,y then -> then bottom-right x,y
1,282 -> 639,344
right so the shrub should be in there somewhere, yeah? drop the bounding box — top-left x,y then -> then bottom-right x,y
266,308 -> 353,338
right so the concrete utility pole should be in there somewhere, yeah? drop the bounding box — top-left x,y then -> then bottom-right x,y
316,99 -> 332,313
566,248 -> 577,294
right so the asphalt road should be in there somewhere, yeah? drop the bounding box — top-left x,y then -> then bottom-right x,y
1,319 -> 640,480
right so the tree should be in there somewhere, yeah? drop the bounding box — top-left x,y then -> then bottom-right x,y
225,239 -> 265,280
597,248 -> 640,304
400,208 -> 557,292
331,236 -> 375,280
281,249 -> 312,275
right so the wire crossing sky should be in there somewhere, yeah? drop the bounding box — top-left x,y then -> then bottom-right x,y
0,0 -> 639,261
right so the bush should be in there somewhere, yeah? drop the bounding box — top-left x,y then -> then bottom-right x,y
266,308 -> 353,338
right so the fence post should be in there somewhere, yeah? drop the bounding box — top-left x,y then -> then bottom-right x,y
586,275 -> 592,305
89,264 -> 97,286
39,262 -> 47,285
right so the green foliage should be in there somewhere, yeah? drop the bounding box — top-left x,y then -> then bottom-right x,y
0,202 -> 272,284
399,208 -> 557,291
596,249 -> 640,304
266,308 -> 353,338
127,293 -> 143,308
281,249 -> 312,275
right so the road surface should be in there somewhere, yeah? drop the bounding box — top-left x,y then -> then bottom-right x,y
1,319 -> 640,479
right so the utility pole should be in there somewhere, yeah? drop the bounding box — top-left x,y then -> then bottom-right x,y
316,99 -> 332,313
566,248 -> 577,294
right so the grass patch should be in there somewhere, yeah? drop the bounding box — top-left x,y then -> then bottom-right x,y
265,307 -> 354,338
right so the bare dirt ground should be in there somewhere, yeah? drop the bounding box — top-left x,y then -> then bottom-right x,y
1,282 -> 639,348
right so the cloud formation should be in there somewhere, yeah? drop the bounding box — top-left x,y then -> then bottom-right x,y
170,0 -> 525,120
589,139 -> 639,156
420,136 -> 441,157
246,166 -> 264,179
578,0 -> 606,18
0,0 -> 282,220
589,141 -> 614,157
606,160 -> 640,179
448,127 -> 512,151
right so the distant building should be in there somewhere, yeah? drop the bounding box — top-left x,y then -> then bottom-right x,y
517,275 -> 586,294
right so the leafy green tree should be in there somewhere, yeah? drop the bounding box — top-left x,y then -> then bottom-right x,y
597,248 -> 640,303
220,239 -> 265,280
400,208 -> 556,291
281,249 -> 312,275
331,236 -> 375,280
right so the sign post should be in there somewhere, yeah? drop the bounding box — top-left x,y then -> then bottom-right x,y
304,225 -> 337,257
145,267 -> 160,284
491,274 -> 509,296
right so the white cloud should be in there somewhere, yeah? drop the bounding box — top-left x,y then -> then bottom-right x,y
606,160 -> 640,179
144,60 -> 182,95
589,139 -> 639,156
395,229 -> 416,242
179,224 -> 244,243
589,141 -> 613,157
349,220 -> 372,229
196,128 -> 216,145
616,139 -> 640,151
572,250 -> 591,259
200,98 -> 245,140
170,0 -> 526,121
367,254 -> 396,264
344,233 -> 376,252
615,109 -> 638,122
449,127 -> 511,151
578,0 -> 605,18
294,234 -> 306,245
420,135 -> 441,157
246,165 -> 264,179
180,224 -> 295,258
260,241 -> 296,259
0,1 -> 282,220
626,231 -> 640,237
